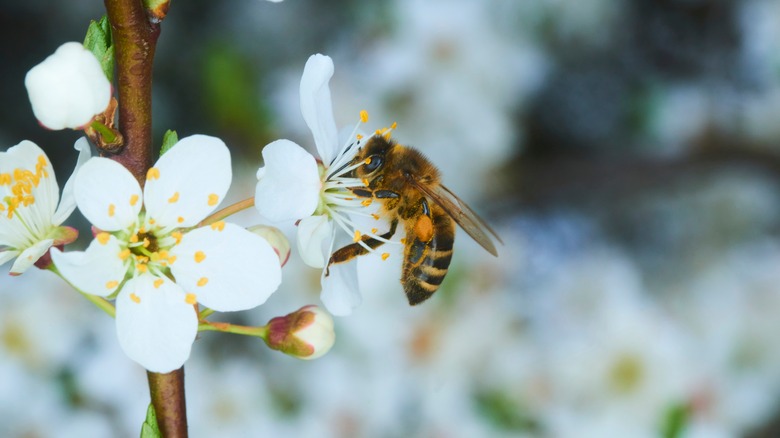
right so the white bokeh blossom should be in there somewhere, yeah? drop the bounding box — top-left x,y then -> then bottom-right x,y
51,135 -> 282,372
25,42 -> 112,130
0,138 -> 91,275
255,54 -> 386,316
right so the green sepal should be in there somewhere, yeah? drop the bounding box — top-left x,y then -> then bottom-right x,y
140,403 -> 161,438
159,130 -> 179,157
660,402 -> 690,438
83,16 -> 114,81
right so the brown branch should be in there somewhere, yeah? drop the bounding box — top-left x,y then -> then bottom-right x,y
147,368 -> 188,438
104,0 -> 161,184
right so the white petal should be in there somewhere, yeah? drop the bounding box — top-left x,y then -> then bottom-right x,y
300,54 -> 339,164
320,260 -> 361,316
9,239 -> 53,274
170,223 -> 281,312
52,137 -> 92,225
297,215 -> 333,269
254,140 -> 320,222
0,250 -> 20,268
0,140 -> 60,234
144,135 -> 231,228
24,42 -> 111,130
50,235 -> 127,297
74,158 -> 141,231
115,274 -> 198,373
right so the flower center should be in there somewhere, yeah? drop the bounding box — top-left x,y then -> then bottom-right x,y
124,220 -> 178,276
0,155 -> 49,219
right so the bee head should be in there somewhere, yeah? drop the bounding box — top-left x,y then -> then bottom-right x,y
354,135 -> 394,178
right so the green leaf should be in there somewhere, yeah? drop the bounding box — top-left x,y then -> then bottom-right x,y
160,130 -> 179,157
140,403 -> 161,438
661,402 -> 690,438
83,16 -> 114,81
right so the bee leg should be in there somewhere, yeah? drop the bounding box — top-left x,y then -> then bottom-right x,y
326,218 -> 399,274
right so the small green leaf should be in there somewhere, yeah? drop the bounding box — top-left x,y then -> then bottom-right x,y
140,403 -> 161,438
83,16 -> 114,81
160,130 -> 179,157
661,402 -> 690,438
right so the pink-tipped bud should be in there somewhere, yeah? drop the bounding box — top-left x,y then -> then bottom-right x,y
248,225 -> 291,267
265,305 -> 335,360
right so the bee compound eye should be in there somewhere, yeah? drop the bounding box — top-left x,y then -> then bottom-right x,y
364,155 -> 383,172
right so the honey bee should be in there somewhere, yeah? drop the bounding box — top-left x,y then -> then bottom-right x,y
327,135 -> 501,305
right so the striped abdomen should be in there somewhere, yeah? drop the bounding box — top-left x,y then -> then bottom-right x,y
402,203 -> 455,305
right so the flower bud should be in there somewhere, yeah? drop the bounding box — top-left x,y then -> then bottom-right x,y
248,224 -> 291,267
265,305 -> 335,359
25,42 -> 112,130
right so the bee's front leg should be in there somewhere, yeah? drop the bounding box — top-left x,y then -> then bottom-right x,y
326,218 -> 399,275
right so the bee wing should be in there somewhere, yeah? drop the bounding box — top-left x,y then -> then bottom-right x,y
411,181 -> 501,256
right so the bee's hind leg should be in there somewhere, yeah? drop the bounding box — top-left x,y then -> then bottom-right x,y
326,218 -> 398,275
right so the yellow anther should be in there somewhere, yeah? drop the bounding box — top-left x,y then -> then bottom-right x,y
371,213 -> 380,220
142,238 -> 150,248
362,178 -> 369,186
364,157 -> 372,165
158,250 -> 170,260
167,255 -> 177,265
129,194 -> 139,206
106,280 -> 119,289
177,216 -> 185,224
383,131 -> 392,140
96,232 -> 111,245
149,218 -> 156,225
208,193 -> 219,206
168,192 -> 180,203
391,122 -> 398,129
194,251 -> 206,263
210,221 -> 225,231
22,196 -> 35,206
185,293 -> 197,305
371,228 -> 378,234
136,263 -> 148,273
171,231 -> 183,244
361,199 -> 372,207
356,134 -> 364,140
146,167 -> 160,181
129,234 -> 139,243
119,249 -> 131,260
353,230 -> 362,243
0,173 -> 11,185
153,278 -> 164,289
130,293 -> 141,304
197,277 -> 208,287
138,226 -> 146,234
400,237 -> 407,244
135,255 -> 149,264
108,203 -> 116,217
381,253 -> 390,261
360,110 -> 369,123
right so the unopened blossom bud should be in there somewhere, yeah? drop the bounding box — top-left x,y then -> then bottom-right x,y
25,42 -> 112,130
248,225 -> 291,267
265,305 -> 335,360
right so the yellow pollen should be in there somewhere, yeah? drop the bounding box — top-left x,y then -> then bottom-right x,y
130,293 -> 141,304
177,216 -> 185,224
356,134 -> 364,140
146,167 -> 160,181
361,199 -> 372,207
119,249 -> 131,260
142,238 -> 150,248
375,129 -> 383,135
210,221 -> 225,231
149,218 -> 156,225
362,178 -> 369,186
208,193 -> 219,206
0,173 -> 11,185
360,110 -> 369,123
171,231 -> 183,244
400,237 -> 407,244
381,253 -> 390,261
194,251 -> 206,263
129,194 -> 139,206
138,226 -> 146,234
185,293 -> 197,305
153,278 -> 164,289
371,228 -> 378,234
106,280 -> 119,289
383,131 -> 392,140
136,263 -> 148,273
364,157 -> 372,165
135,255 -> 149,264
22,196 -> 35,206
167,255 -> 177,265
197,277 -> 208,287
168,192 -> 180,203
96,232 -> 110,245
353,230 -> 362,243
391,122 -> 398,129
371,213 -> 380,220
129,234 -> 139,243
158,250 -> 170,259
108,203 -> 116,217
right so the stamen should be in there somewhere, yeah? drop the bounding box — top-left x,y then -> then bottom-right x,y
130,194 -> 139,206
136,263 -> 148,273
360,110 -> 369,123
97,233 -> 111,245
382,253 -> 390,261
361,199 -> 372,207
130,293 -> 141,303
153,278 -> 164,289
119,249 -> 131,260
168,192 -> 180,203
210,221 -> 225,231
106,280 -> 119,289
197,277 -> 208,287
208,194 -> 219,206
108,203 -> 116,217
194,251 -> 206,263
177,216 -> 185,224
171,231 -> 183,244
353,230 -> 362,243
185,293 -> 197,305
146,167 -> 160,181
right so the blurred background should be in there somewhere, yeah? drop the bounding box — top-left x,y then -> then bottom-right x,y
3,0 -> 780,436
